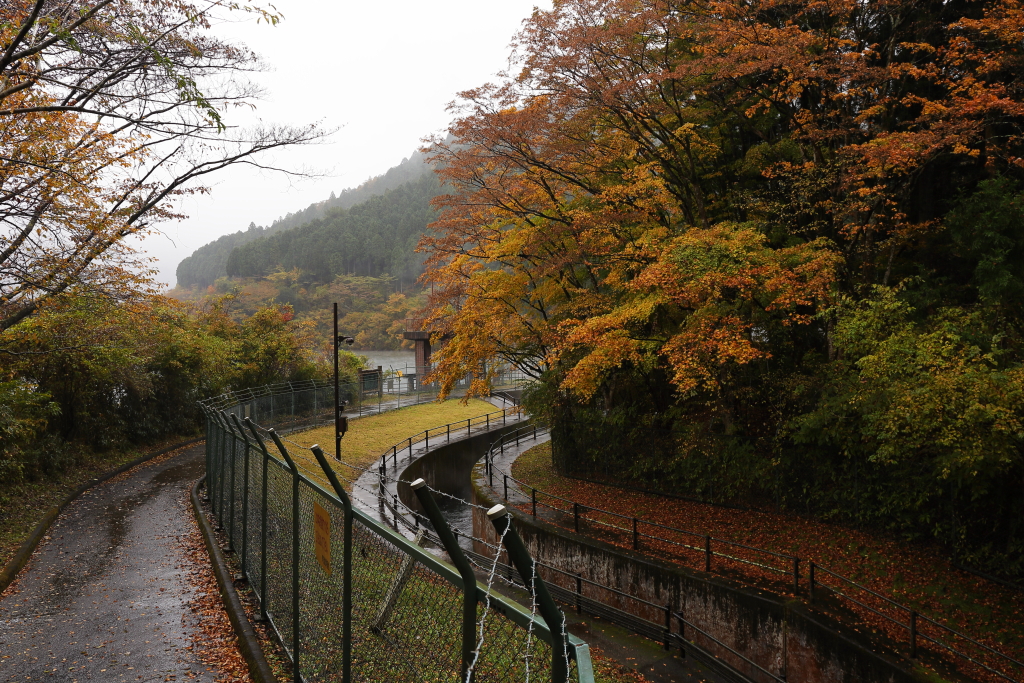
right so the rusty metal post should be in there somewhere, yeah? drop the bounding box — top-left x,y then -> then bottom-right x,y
575,573 -> 582,614
664,603 -> 672,650
910,610 -> 918,658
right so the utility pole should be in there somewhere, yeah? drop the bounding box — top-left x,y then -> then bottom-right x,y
333,303 -> 354,460
334,302 -> 341,461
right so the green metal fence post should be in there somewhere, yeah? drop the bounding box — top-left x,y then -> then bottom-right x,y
223,411 -> 237,550
487,504 -> 570,683
411,479 -> 478,683
209,411 -> 220,516
243,418 -> 271,623
229,413 -> 251,574
203,412 -> 212,495
214,412 -> 231,527
310,445 -> 352,683
268,429 -> 301,683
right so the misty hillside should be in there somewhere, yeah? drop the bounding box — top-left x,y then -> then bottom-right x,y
175,150 -> 432,288
225,172 -> 439,286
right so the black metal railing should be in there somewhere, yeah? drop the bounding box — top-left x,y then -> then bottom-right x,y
482,426 -> 1024,683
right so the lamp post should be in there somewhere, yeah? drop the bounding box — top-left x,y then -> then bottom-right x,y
334,302 -> 354,461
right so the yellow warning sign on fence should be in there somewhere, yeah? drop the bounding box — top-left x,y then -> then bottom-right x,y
313,501 -> 331,576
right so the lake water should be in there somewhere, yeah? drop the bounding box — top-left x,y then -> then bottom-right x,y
356,349 -> 416,372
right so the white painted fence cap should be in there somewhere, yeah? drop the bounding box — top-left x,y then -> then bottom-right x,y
486,504 -> 507,519
410,478 -> 426,490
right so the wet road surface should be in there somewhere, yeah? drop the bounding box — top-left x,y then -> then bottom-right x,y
0,445 -> 216,682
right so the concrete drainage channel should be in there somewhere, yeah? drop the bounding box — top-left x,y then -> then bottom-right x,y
383,423 -> 924,683
381,425 -> 745,683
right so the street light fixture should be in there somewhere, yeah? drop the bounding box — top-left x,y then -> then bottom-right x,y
333,303 -> 355,461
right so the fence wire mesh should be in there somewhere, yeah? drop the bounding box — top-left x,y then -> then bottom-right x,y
201,382 -> 592,683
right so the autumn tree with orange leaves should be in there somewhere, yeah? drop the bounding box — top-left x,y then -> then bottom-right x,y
0,0 -> 322,333
422,0 -> 1024,573
0,1 -> 329,484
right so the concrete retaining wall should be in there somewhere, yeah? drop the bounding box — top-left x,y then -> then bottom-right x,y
393,416 -> 928,683
396,420 -> 523,515
470,465 -> 926,683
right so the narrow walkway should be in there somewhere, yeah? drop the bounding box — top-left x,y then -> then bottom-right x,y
390,418 -> 728,683
486,428 -> 550,505
0,445 -> 226,683
352,397 -> 527,531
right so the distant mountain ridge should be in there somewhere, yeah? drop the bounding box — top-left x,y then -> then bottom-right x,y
225,172 -> 439,286
175,150 -> 431,288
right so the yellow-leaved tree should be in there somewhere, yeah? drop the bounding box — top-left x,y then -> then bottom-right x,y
0,0 -> 324,333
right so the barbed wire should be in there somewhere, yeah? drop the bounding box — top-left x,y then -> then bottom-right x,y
524,555 -> 539,680
467,518 -> 513,682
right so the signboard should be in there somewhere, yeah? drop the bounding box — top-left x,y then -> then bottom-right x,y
313,501 -> 331,576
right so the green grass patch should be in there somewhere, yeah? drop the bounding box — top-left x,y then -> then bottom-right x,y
286,398 -> 497,489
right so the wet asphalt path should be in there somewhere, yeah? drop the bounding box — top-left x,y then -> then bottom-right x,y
0,445 -> 216,683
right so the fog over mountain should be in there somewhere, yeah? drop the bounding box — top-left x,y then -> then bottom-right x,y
175,151 -> 431,289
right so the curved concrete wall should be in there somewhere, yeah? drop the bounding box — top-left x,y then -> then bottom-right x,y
395,415 -> 926,683
470,465 -> 924,683
396,420 -> 523,515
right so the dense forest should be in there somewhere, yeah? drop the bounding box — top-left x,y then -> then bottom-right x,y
174,273 -> 424,351
224,172 -> 439,284
175,152 -> 432,288
170,135 -> 441,361
422,0 -> 1024,576
0,0 -> 361,489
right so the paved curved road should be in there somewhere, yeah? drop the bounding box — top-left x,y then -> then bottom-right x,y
0,445 -> 218,683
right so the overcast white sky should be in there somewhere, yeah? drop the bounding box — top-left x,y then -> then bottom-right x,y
141,0 -> 547,288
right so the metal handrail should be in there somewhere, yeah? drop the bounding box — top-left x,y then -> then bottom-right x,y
486,429 -> 798,576
379,492 -> 771,683
375,404 -> 521,479
482,426 -> 1024,683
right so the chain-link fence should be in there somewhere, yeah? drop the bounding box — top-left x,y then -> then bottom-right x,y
201,364 -> 528,430
200,383 -> 593,683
